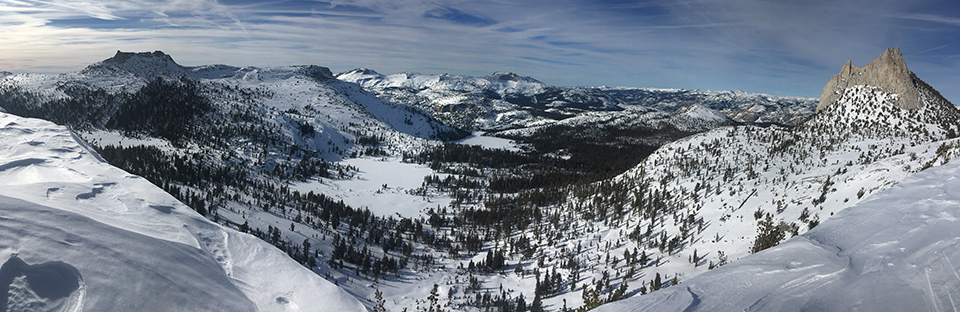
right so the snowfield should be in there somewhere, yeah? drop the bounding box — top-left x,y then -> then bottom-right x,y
596,154 -> 960,312
0,112 -> 366,312
293,156 -> 453,218
455,132 -> 523,151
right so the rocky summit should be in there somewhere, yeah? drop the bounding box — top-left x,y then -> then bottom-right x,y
818,47 -> 923,111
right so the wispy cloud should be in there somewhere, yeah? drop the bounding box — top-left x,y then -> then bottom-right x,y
0,0 -> 956,102
423,7 -> 496,27
519,56 -> 583,66
897,13 -> 960,27
28,0 -> 123,20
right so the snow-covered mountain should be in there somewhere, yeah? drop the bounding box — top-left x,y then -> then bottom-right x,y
1,50 -> 463,155
307,48 -> 956,311
601,87 -> 817,126
0,51 -> 472,311
0,112 -> 366,311
595,153 -> 960,312
336,69 -> 818,132
336,69 -> 619,131
566,47 -> 960,310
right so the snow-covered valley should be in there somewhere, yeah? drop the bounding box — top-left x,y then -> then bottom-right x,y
0,48 -> 957,312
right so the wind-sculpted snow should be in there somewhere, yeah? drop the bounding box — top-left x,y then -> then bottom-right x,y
0,112 -> 366,311
0,255 -> 84,312
596,158 -> 960,312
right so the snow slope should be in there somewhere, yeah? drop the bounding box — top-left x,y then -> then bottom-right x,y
0,112 -> 366,312
538,84 -> 960,307
481,54 -> 959,310
595,156 -> 960,312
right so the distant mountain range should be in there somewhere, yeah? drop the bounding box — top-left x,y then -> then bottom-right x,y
337,68 -> 818,132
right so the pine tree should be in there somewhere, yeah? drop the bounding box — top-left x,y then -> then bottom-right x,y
530,293 -> 544,312
516,293 -> 526,312
427,284 -> 442,312
751,213 -> 787,253
373,289 -> 387,312
654,273 -> 662,291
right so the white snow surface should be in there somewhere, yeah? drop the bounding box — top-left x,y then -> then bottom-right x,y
292,156 -> 452,218
338,69 -> 547,97
455,132 -> 522,151
0,112 -> 366,312
596,156 -> 960,312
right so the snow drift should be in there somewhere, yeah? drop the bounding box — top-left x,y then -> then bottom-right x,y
0,112 -> 366,311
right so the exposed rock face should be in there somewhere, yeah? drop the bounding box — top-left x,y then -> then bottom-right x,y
818,47 -> 922,111
81,50 -> 186,79
105,50 -> 177,65
299,65 -> 336,81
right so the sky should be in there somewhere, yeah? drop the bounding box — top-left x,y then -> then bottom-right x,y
0,0 -> 957,102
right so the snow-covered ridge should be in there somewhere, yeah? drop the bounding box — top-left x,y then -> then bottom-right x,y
596,152 -> 960,311
338,68 -> 817,133
337,69 -> 623,131
542,51 -> 960,309
0,112 -> 366,311
1,50 -> 462,164
599,87 -> 818,126
338,69 -> 547,96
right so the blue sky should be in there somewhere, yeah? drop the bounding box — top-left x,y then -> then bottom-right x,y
0,0 -> 957,102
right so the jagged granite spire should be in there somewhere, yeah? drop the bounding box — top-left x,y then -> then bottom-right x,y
817,47 -> 922,112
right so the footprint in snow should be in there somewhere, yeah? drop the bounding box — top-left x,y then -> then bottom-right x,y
0,256 -> 84,312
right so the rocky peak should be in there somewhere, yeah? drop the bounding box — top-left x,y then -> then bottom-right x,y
339,68 -> 381,77
817,47 -> 922,112
490,72 -> 540,84
104,50 -> 178,65
83,50 -> 185,79
492,72 -> 519,82
298,65 -> 335,81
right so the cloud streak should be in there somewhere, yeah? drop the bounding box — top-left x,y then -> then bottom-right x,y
898,13 -> 960,27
